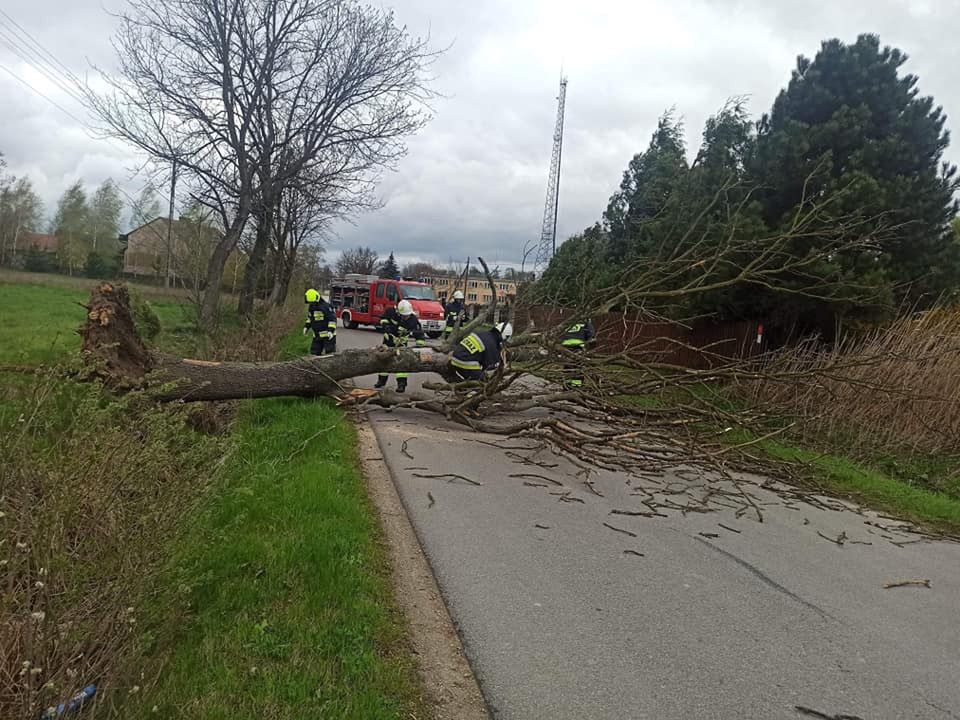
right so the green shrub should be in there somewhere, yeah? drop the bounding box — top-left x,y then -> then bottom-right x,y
129,287 -> 162,340
85,251 -> 122,279
23,247 -> 57,273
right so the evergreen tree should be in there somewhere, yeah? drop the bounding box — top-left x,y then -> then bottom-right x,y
378,251 -> 400,279
603,112 -> 688,264
752,34 -> 960,308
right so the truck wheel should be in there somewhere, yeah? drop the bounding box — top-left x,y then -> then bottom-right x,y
341,311 -> 357,329
427,331 -> 442,339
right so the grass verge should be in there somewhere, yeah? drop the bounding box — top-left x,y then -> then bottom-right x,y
3,279 -> 429,718
726,429 -> 960,533
124,396 -> 428,719
616,388 -> 960,533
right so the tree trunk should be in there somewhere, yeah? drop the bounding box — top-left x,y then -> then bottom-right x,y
81,282 -> 454,401
269,252 -> 294,306
238,207 -> 272,318
200,210 -> 248,330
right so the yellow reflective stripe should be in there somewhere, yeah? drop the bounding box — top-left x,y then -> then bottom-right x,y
327,321 -> 337,328
459,333 -> 484,355
562,338 -> 585,346
450,357 -> 482,370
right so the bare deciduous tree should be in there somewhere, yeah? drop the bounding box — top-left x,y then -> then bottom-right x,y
90,0 -> 437,328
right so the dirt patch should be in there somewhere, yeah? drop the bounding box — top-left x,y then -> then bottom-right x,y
356,420 -> 489,720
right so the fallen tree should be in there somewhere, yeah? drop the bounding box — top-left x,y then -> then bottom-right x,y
80,282 -> 456,401
77,183 -> 959,510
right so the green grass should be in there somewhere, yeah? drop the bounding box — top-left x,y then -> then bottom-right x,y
615,383 -> 960,532
0,280 -> 196,364
1,277 -> 429,717
720,428 -> 960,532
125,395 -> 427,719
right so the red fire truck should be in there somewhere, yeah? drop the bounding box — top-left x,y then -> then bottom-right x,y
329,274 -> 447,338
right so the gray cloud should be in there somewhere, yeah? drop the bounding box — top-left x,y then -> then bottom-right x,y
1,0 -> 958,263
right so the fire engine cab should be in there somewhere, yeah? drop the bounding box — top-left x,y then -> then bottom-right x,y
329,274 -> 447,338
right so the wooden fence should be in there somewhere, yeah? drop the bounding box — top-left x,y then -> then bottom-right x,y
513,305 -> 764,370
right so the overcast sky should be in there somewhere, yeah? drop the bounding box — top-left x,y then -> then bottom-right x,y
1,0 -> 958,270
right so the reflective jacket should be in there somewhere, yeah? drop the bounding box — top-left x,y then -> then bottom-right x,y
450,330 -> 502,374
306,301 -> 337,338
561,319 -> 595,348
443,299 -> 466,331
379,307 -> 426,348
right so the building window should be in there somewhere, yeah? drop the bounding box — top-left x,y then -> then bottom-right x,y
469,280 -> 478,288
499,283 -> 509,291
468,293 -> 477,301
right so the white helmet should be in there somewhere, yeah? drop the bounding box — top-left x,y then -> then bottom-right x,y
452,290 -> 464,300
397,299 -> 415,316
494,322 -> 513,342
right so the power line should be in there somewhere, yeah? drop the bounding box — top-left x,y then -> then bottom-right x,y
0,59 -> 89,128
0,29 -> 88,108
0,9 -> 82,88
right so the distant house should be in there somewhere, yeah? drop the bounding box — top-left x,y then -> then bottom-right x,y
19,232 -> 58,254
120,216 -> 225,282
423,274 -> 519,305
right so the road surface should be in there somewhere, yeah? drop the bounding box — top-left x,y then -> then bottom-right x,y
337,327 -> 960,720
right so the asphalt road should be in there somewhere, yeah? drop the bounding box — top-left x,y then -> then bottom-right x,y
337,327 -> 960,720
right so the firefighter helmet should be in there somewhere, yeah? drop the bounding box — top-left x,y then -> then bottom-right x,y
452,290 -> 464,300
397,299 -> 415,316
494,322 -> 513,342
304,288 -> 320,303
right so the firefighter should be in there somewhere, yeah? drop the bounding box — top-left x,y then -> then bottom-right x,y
449,322 -> 513,381
443,290 -> 467,338
303,288 -> 337,355
560,318 -> 595,388
374,299 -> 425,393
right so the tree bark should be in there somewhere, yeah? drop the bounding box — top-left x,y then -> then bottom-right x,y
238,207 -> 272,318
200,209 -> 248,330
81,282 -> 454,401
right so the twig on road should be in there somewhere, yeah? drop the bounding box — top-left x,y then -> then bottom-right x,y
401,438 -> 415,460
412,472 -> 483,486
535,523 -> 551,529
718,523 -> 741,534
610,509 -> 662,518
603,522 -> 638,538
794,705 -> 864,720
883,578 -> 931,589
427,491 -> 436,508
623,549 -> 645,557
509,473 -> 563,486
817,531 -> 847,546
584,480 -> 604,497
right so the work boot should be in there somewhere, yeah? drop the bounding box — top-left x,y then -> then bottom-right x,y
374,375 -> 388,389
396,378 -> 408,393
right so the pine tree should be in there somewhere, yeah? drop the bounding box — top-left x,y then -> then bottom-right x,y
752,34 -> 960,307
378,251 -> 400,279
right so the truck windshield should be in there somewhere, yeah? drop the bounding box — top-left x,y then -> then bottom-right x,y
399,284 -> 436,300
